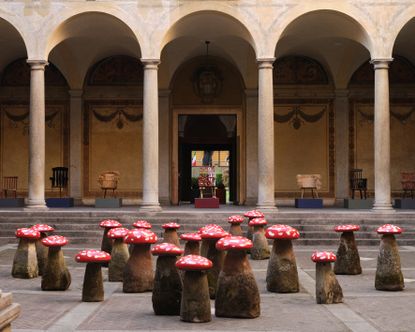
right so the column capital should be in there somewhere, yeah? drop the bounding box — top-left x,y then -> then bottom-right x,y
69,89 -> 83,98
257,57 -> 275,69
370,58 -> 393,69
27,59 -> 48,70
141,58 -> 160,69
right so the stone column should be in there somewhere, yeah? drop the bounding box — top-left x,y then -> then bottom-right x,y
245,89 -> 258,205
159,89 -> 170,205
26,60 -> 48,209
371,59 -> 393,211
257,58 -> 277,210
69,89 -> 83,203
334,89 -> 349,202
141,59 -> 161,210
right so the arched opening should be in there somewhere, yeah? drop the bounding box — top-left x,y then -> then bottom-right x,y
274,10 -> 371,202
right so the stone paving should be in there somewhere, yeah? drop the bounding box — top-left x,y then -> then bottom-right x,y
2,243 -> 415,331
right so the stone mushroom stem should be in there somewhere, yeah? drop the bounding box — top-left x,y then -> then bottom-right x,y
163,229 -> 180,247
215,250 -> 260,318
41,246 -> 71,291
375,234 -> 404,291
82,262 -> 104,302
250,225 -> 270,260
109,238 -> 130,282
180,271 -> 211,323
200,239 -> 209,258
266,239 -> 299,293
229,224 -> 243,236
153,256 -> 182,315
246,225 -> 254,241
205,239 -> 226,299
123,244 -> 153,293
315,262 -> 343,304
12,238 -> 38,279
334,231 -> 362,275
101,228 -> 113,253
35,232 -> 49,276
184,241 -> 200,256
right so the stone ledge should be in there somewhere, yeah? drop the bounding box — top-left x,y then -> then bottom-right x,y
0,298 -> 20,331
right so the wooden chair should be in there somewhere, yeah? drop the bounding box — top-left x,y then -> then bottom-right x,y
3,176 -> 18,198
350,169 -> 367,199
198,175 -> 215,198
296,174 -> 322,198
401,172 -> 415,199
49,167 -> 68,197
98,171 -> 120,198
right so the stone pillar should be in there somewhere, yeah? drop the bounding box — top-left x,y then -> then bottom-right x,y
371,59 -> 393,211
26,60 -> 48,209
334,89 -> 349,202
245,89 -> 258,205
257,58 -> 277,210
159,89 -> 170,205
141,59 -> 161,210
69,89 -> 83,203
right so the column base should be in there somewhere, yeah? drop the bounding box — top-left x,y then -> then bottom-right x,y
25,199 -> 48,210
372,202 -> 395,212
140,203 -> 162,212
256,203 -> 278,211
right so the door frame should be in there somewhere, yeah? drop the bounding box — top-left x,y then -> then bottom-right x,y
171,107 -> 245,205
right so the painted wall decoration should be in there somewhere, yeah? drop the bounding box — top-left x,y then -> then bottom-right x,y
274,106 -> 326,129
274,102 -> 333,196
84,103 -> 143,197
352,103 -> 415,192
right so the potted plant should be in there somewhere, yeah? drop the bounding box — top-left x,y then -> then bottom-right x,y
190,177 -> 199,203
215,173 -> 226,204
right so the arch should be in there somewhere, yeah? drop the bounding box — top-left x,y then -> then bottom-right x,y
44,10 -> 143,59
273,9 -> 374,56
0,17 -> 28,72
389,6 -> 415,58
160,9 -> 257,56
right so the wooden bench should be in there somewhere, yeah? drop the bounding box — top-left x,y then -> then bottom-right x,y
49,167 -> 68,197
350,169 -> 367,199
296,174 -> 322,198
2,176 -> 17,198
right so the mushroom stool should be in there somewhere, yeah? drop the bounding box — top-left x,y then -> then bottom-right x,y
12,228 -> 41,278
311,251 -> 343,304
215,236 -> 260,318
75,249 -> 111,302
31,224 -> 55,276
227,215 -> 245,236
99,219 -> 122,254
180,233 -> 202,256
249,218 -> 270,260
375,224 -> 404,291
199,225 -> 228,299
123,229 -> 157,293
107,227 -> 130,282
244,210 -> 264,241
151,243 -> 183,315
265,225 -> 300,293
162,222 -> 181,247
130,220 -> 152,253
41,235 -> 71,291
199,224 -> 221,257
334,224 -> 362,275
176,255 -> 213,323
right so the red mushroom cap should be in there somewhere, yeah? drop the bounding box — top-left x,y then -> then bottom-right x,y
248,218 -> 268,227
377,224 -> 402,234
151,243 -> 183,256
123,229 -> 158,244
41,235 -> 68,247
243,209 -> 264,219
31,224 -> 55,232
180,233 -> 202,242
132,220 -> 152,229
99,219 -> 122,228
15,228 -> 41,239
107,227 -> 129,239
311,251 -> 336,263
334,224 -> 360,232
75,249 -> 111,263
199,224 -> 228,239
216,236 -> 253,251
228,215 -> 245,224
265,224 -> 300,239
162,222 -> 180,230
175,255 -> 213,271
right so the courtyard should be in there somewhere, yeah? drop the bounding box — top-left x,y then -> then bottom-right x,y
2,241 -> 415,332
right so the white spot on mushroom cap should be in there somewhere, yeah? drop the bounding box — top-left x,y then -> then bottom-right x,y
311,251 -> 336,262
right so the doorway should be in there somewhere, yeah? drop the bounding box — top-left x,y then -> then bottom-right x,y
178,115 -> 237,204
